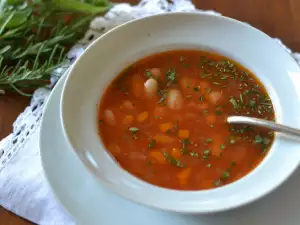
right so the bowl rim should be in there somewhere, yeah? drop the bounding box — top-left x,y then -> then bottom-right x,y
60,12 -> 300,214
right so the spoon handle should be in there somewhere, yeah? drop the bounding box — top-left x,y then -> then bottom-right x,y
227,116 -> 300,139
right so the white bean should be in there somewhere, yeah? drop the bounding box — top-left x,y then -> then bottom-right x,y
150,68 -> 161,78
209,91 -> 222,104
104,109 -> 116,126
167,89 -> 183,110
144,78 -> 158,97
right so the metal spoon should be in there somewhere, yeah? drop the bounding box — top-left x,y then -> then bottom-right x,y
227,116 -> 300,139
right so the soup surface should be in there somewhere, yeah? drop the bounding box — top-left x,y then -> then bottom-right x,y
98,50 -> 275,190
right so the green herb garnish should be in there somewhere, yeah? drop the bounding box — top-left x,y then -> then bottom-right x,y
222,171 -> 230,179
163,152 -> 185,168
202,149 -> 211,159
189,152 -> 199,157
145,70 -> 152,78
204,138 -> 213,144
129,127 -> 139,139
229,97 -> 239,109
193,86 -> 200,92
166,68 -> 176,85
148,139 -> 156,148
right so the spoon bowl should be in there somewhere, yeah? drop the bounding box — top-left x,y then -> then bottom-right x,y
228,116 -> 300,140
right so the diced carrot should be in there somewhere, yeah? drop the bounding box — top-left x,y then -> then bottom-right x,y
123,115 -> 133,125
132,75 -> 145,97
199,80 -> 210,89
206,114 -> 216,124
184,113 -> 197,120
153,134 -> 176,144
177,168 -> 191,185
196,102 -> 208,110
211,136 -> 222,156
178,129 -> 190,139
159,123 -> 173,132
137,111 -> 149,122
149,151 -> 166,164
171,148 -> 181,159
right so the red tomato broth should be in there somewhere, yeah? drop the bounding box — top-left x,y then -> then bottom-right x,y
98,50 -> 275,190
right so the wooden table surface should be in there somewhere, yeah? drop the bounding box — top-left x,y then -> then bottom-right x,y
1,0 -> 300,224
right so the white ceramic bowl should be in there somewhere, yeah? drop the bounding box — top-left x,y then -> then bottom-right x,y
60,12 -> 300,214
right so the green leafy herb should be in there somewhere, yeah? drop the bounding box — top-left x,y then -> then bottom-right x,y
157,89 -> 167,105
204,87 -> 211,94
163,152 -> 185,168
98,119 -> 103,125
231,161 -> 237,167
230,137 -> 237,144
222,171 -> 230,179
166,68 -> 176,85
204,138 -> 213,144
203,110 -> 209,116
199,96 -> 204,102
206,163 -> 211,168
202,149 -> 211,159
180,138 -> 190,154
249,100 -> 256,108
129,127 -> 139,139
189,152 -> 199,157
213,179 -> 222,187
215,110 -> 222,115
254,134 -> 263,144
220,144 -> 226,150
193,86 -> 200,92
229,97 -> 239,109
148,139 -> 156,148
0,0 -> 111,96
145,70 -> 152,78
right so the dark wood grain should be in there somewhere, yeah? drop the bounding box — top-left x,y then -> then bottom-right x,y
1,0 -> 300,224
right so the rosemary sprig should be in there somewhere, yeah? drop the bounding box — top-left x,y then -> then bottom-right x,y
0,0 -> 111,96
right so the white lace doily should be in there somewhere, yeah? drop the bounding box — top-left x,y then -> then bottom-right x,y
0,0 -> 300,224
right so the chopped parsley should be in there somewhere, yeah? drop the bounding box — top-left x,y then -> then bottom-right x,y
163,152 -> 185,168
202,149 -> 211,159
166,68 -> 176,85
229,97 -> 239,109
204,138 -> 213,145
220,144 -> 226,150
145,70 -> 152,78
129,127 -> 139,139
180,138 -> 190,154
193,86 -> 200,92
222,171 -> 230,179
189,152 -> 199,157
148,139 -> 156,149
214,179 -> 222,187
